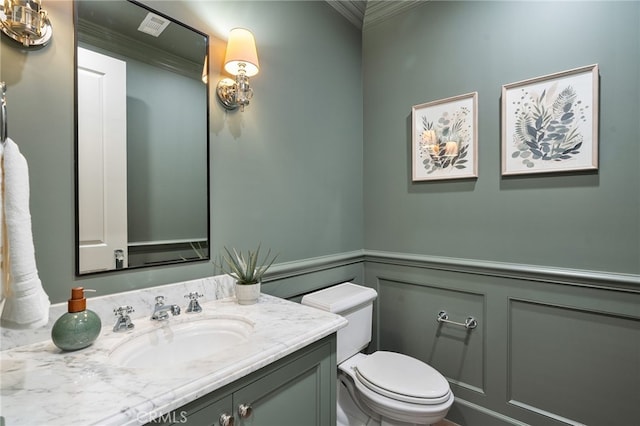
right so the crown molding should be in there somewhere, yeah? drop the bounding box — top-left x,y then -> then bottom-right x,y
326,0 -> 367,29
77,20 -> 202,81
326,1 -> 427,31
364,1 -> 424,29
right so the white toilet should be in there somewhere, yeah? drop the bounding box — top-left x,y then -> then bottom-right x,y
301,283 -> 454,426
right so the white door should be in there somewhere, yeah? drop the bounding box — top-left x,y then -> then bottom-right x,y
77,47 -> 128,273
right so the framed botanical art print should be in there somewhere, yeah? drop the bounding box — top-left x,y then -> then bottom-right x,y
411,92 -> 478,181
501,64 -> 599,175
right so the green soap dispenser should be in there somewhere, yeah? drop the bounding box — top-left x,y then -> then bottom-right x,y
51,287 -> 102,351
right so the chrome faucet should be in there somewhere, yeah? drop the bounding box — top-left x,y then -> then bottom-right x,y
113,305 -> 135,332
185,292 -> 203,313
151,296 -> 181,321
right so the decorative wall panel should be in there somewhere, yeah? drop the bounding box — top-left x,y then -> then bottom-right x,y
377,278 -> 485,393
509,299 -> 640,425
364,252 -> 640,426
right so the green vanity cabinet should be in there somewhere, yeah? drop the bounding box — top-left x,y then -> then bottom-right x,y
170,394 -> 234,426
149,334 -> 337,426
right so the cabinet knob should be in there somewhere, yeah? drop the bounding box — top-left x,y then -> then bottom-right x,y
219,413 -> 234,426
237,403 -> 253,419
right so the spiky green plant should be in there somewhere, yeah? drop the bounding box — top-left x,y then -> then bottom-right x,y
219,244 -> 278,284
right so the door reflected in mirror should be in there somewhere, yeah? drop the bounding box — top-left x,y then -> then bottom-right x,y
75,0 -> 210,275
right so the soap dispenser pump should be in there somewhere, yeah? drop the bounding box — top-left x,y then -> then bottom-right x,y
51,287 -> 102,351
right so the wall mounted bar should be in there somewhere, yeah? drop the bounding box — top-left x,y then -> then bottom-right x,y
437,310 -> 478,330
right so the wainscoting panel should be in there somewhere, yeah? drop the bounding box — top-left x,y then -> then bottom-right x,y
364,252 -> 640,426
508,299 -> 640,425
267,250 -> 640,425
377,278 -> 485,393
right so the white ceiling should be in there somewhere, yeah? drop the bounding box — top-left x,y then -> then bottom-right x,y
326,0 -> 424,30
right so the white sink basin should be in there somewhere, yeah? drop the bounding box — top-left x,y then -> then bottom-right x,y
109,316 -> 254,369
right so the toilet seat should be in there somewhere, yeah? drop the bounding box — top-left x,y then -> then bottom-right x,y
339,352 -> 454,424
354,351 -> 451,405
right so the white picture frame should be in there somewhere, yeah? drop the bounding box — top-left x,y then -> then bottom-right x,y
411,92 -> 478,181
501,64 -> 599,175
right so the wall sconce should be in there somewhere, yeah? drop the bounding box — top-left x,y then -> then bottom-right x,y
216,28 -> 259,112
0,0 -> 53,47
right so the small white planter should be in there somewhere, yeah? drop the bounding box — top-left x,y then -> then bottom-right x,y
235,282 -> 261,305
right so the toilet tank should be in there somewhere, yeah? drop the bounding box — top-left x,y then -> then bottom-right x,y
301,283 -> 377,364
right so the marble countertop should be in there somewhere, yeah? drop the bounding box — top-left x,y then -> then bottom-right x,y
1,293 -> 346,425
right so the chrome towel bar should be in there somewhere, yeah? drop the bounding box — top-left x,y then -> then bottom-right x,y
436,310 -> 478,330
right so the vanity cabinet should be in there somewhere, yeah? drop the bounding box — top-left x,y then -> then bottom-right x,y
149,334 -> 336,426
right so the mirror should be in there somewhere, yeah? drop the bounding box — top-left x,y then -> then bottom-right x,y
75,0 -> 210,275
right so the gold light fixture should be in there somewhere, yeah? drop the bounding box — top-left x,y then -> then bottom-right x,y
0,0 -> 52,47
216,28 -> 259,112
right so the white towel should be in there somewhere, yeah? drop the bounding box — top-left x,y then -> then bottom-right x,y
1,138 -> 50,328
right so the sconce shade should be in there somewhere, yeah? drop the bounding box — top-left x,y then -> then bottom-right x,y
223,28 -> 259,77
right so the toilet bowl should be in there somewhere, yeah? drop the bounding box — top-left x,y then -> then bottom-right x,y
301,283 -> 454,426
338,352 -> 453,425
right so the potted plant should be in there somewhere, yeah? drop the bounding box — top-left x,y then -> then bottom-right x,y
218,244 -> 278,305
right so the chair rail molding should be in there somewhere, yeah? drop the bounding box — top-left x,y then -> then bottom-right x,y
264,250 -> 365,283
260,249 -> 638,292
363,250 -> 639,292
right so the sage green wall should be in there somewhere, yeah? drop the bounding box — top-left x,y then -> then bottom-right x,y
362,3 -> 640,423
363,1 -> 640,275
0,1 -> 363,303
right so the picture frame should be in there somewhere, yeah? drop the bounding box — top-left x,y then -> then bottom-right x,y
501,64 -> 599,176
411,92 -> 478,181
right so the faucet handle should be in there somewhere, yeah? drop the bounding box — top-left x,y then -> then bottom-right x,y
114,305 -> 135,316
113,305 -> 135,332
185,292 -> 203,301
185,292 -> 203,313
155,295 -> 165,305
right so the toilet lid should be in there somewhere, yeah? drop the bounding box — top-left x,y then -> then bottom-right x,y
354,351 -> 451,404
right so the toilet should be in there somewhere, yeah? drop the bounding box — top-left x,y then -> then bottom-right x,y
301,283 -> 454,426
